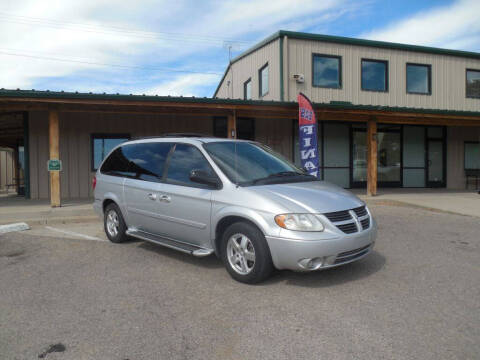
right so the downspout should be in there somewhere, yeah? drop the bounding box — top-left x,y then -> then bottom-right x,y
279,36 -> 284,101
23,111 -> 30,199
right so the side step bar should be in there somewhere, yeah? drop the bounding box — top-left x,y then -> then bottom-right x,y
126,229 -> 214,257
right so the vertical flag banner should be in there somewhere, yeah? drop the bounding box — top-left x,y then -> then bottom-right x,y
297,93 -> 319,177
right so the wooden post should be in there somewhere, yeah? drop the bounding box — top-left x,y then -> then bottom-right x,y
49,110 -> 61,207
367,118 -> 377,196
227,111 -> 237,139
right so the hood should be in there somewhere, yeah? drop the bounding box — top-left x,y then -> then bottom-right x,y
247,181 -> 364,214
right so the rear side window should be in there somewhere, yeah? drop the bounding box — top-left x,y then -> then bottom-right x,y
166,144 -> 215,188
123,142 -> 173,182
100,147 -> 132,177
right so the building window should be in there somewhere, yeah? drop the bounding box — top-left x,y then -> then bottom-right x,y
92,134 -> 130,170
244,78 -> 252,100
312,54 -> 341,88
465,142 -> 480,169
406,63 -> 431,94
466,69 -> 480,98
259,63 -> 269,97
361,59 -> 388,92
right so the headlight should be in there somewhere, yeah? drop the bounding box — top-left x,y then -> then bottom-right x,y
274,213 -> 324,232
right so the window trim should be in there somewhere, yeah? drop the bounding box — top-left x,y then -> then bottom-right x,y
91,133 -> 130,171
464,141 -> 480,170
466,68 -> 480,99
361,58 -> 389,93
312,53 -> 342,89
243,77 -> 252,100
406,62 -> 432,95
258,62 -> 269,98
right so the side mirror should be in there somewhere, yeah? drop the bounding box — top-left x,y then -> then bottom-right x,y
189,169 -> 221,189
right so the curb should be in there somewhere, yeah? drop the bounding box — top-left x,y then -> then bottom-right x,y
0,215 -> 100,226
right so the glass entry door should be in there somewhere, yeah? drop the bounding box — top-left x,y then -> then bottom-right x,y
352,127 -> 401,187
427,140 -> 445,187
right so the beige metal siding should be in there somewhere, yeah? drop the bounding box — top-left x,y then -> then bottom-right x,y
285,38 -> 480,112
29,111 -> 214,200
216,39 -> 280,101
447,126 -> 480,189
0,149 -> 15,192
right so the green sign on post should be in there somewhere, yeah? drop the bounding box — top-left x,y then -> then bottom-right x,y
47,159 -> 62,172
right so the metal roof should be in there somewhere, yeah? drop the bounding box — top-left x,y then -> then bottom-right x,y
0,88 -> 479,118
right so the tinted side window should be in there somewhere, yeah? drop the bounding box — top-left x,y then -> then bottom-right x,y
166,144 -> 215,187
100,147 -> 132,177
123,142 -> 173,182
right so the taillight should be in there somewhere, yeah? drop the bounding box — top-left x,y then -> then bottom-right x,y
92,176 -> 97,190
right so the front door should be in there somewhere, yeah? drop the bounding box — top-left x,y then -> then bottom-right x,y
156,143 -> 216,248
427,140 -> 445,187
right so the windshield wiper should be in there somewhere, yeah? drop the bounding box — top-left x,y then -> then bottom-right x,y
251,171 -> 313,185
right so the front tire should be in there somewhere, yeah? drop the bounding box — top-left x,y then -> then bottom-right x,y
104,203 -> 128,243
221,222 -> 273,284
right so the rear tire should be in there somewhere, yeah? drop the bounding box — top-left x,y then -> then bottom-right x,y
221,221 -> 273,284
104,203 -> 128,243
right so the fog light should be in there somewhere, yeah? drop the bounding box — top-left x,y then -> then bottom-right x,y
298,257 -> 323,270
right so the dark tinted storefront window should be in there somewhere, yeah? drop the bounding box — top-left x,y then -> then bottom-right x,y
92,134 -> 129,170
407,64 -> 431,94
361,59 -> 388,92
313,54 -> 341,88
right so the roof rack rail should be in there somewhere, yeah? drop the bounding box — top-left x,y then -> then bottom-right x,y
132,133 -> 215,140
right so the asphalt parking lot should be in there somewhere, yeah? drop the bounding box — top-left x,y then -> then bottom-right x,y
1,203 -> 479,360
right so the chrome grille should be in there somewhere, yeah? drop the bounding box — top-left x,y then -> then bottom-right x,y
337,223 -> 357,234
360,218 -> 370,230
323,206 -> 370,234
353,206 -> 367,217
323,210 -> 351,222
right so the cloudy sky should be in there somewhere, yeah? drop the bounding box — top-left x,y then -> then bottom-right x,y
0,0 -> 479,97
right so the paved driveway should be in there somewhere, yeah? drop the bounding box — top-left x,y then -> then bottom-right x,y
0,203 -> 479,360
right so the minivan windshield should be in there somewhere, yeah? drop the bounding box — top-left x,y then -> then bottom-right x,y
203,141 -> 316,186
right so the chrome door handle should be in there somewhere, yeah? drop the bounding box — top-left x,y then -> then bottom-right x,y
148,193 -> 157,200
159,194 -> 171,203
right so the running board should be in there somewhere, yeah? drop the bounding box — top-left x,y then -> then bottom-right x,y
126,229 -> 214,257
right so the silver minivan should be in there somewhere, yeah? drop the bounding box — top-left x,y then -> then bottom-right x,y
93,135 -> 377,283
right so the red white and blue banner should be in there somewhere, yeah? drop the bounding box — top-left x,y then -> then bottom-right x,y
298,92 -> 319,178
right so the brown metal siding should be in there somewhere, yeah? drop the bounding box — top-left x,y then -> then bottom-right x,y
286,38 -> 480,112
28,112 -> 214,200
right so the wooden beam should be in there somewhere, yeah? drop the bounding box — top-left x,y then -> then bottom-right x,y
48,110 -> 60,207
367,119 -> 377,197
227,111 -> 237,138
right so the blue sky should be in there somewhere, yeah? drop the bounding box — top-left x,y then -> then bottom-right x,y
0,0 -> 478,97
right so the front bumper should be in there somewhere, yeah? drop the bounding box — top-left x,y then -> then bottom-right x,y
265,220 -> 377,271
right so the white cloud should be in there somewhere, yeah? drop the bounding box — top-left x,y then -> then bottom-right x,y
360,0 -> 480,51
142,73 -> 221,97
0,0 -> 359,95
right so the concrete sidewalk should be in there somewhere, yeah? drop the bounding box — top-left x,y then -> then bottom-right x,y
1,189 -> 479,226
0,195 -> 98,225
356,189 -> 480,218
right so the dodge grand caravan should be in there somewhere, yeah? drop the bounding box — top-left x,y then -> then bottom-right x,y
93,135 -> 377,284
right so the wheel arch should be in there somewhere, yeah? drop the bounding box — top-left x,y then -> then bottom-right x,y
213,210 -> 271,257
